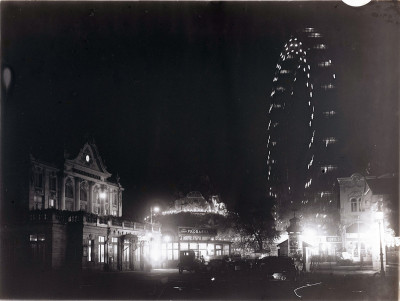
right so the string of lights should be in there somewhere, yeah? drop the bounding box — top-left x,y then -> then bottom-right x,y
267,28 -> 339,233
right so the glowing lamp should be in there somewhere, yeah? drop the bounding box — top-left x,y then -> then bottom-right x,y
99,191 -> 106,199
375,210 -> 383,221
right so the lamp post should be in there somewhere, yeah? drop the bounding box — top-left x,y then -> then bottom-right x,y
375,207 -> 385,277
150,206 -> 159,224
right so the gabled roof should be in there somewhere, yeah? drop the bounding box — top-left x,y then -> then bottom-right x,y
66,142 -> 112,179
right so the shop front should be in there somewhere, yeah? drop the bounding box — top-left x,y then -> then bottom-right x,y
161,227 -> 232,268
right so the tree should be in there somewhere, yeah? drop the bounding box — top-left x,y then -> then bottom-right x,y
235,197 -> 280,253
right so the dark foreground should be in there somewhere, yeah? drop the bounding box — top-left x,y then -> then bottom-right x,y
1,267 -> 398,300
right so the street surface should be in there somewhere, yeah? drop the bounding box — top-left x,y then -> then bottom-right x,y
1,267 -> 398,300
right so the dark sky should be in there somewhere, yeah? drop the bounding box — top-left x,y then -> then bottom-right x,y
2,1 -> 399,218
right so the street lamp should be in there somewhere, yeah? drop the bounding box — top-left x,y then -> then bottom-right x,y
150,206 -> 159,224
375,206 -> 385,277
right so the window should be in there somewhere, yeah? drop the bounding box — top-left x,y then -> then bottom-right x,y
358,199 -> 364,212
223,245 -> 230,256
113,191 -> 118,206
123,240 -> 130,262
49,176 -> 57,191
351,198 -> 358,212
34,194 -> 43,209
65,179 -> 74,199
49,199 -> 55,208
80,183 -> 88,202
111,237 -> 118,263
34,170 -> 43,188
88,239 -> 94,262
207,244 -> 214,256
80,203 -> 87,211
98,236 -> 105,263
215,244 -> 222,256
29,233 -> 45,264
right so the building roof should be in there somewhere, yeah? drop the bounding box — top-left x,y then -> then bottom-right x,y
366,175 -> 398,196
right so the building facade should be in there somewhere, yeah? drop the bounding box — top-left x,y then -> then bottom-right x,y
29,142 -> 123,216
155,192 -> 232,267
337,173 -> 398,267
2,141 -> 161,272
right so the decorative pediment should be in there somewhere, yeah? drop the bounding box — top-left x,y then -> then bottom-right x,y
338,173 -> 366,190
66,142 -> 111,179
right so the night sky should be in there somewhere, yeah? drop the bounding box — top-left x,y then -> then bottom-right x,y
2,1 -> 399,219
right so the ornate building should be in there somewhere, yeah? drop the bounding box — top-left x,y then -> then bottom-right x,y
337,173 -> 398,267
29,142 -> 123,216
1,141 -> 161,272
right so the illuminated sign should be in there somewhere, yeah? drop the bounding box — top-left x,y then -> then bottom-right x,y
178,227 -> 217,236
326,236 -> 342,243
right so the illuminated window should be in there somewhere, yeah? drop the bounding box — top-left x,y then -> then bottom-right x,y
314,44 -> 326,49
318,61 -> 331,67
123,239 -> 129,263
215,244 -> 222,256
34,194 -> 44,209
99,236 -> 105,263
321,83 -> 335,90
280,70 -> 291,74
323,137 -> 337,146
29,234 -> 45,264
111,237 -> 118,263
309,33 -> 322,38
323,111 -> 336,118
49,199 -> 55,208
88,239 -> 94,262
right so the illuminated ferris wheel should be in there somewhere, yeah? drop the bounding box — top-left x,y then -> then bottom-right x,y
267,27 -> 338,221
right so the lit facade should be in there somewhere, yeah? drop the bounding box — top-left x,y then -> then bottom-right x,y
2,141 -> 161,272
267,27 -> 340,232
155,192 -> 232,267
337,173 -> 398,267
29,142 -> 123,216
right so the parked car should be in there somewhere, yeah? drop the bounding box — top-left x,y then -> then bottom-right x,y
207,258 -> 229,273
259,256 -> 298,281
178,250 -> 202,274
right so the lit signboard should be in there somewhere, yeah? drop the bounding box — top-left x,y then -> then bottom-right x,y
326,236 -> 342,243
178,227 -> 217,236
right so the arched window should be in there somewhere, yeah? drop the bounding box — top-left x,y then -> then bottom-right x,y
34,168 -> 43,188
351,198 -> 358,212
358,198 -> 364,212
80,182 -> 88,202
65,178 -> 74,199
